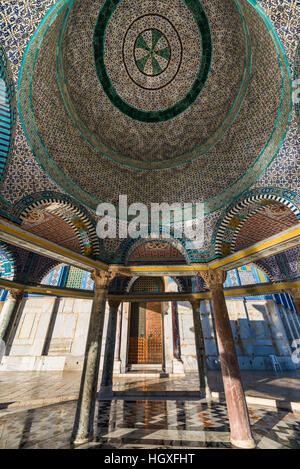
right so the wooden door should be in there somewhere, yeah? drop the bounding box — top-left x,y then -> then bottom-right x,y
145,302 -> 162,364
128,302 -> 162,364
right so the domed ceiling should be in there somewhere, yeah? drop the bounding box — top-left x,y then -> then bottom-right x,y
18,0 -> 291,216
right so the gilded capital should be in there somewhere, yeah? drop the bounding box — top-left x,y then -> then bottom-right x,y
91,269 -> 116,291
190,298 -> 202,310
8,288 -> 25,301
200,269 -> 227,290
108,300 -> 121,311
286,288 -> 300,302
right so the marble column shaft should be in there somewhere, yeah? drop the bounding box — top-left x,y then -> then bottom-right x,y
201,270 -> 255,449
72,269 -> 115,445
100,300 -> 121,394
0,289 -> 24,343
190,299 -> 210,397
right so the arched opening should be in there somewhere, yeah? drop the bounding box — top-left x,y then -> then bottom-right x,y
125,238 -> 189,265
0,242 -> 15,281
224,264 -> 272,287
128,277 -> 164,368
41,263 -> 94,290
14,193 -> 99,257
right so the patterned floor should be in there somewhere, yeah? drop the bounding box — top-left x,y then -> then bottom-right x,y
95,400 -> 300,449
1,399 -> 300,449
96,400 -> 231,448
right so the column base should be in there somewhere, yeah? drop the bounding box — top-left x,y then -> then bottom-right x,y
172,358 -> 185,375
120,361 -> 128,374
200,388 -> 212,401
113,359 -> 122,373
0,339 -> 5,363
230,437 -> 256,449
73,436 -> 90,446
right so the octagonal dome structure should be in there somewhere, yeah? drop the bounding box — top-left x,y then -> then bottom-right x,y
18,0 -> 292,216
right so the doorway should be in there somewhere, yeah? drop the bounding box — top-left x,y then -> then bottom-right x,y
128,302 -> 163,365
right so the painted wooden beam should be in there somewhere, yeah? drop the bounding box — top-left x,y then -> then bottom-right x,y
109,280 -> 300,302
0,277 -> 299,302
0,217 -> 108,273
209,224 -> 300,271
0,218 -> 299,276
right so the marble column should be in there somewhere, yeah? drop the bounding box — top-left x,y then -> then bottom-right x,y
113,302 -> 123,372
200,270 -> 255,449
119,302 -> 130,373
163,302 -> 175,374
0,289 -> 24,344
100,300 -> 121,397
190,299 -> 211,398
72,269 -> 115,445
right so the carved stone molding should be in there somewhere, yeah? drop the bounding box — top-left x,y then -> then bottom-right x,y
189,299 -> 202,310
108,300 -> 121,310
286,288 -> 300,301
8,288 -> 24,301
200,269 -> 227,290
91,269 -> 116,292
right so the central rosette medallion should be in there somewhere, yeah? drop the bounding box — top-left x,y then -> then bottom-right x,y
94,0 -> 212,123
123,15 -> 182,91
134,29 -> 171,77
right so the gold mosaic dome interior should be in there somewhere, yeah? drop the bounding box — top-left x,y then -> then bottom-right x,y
18,0 -> 291,214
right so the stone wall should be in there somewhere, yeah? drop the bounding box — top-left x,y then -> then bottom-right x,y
0,294 -> 299,372
0,297 -> 93,371
196,298 -> 299,371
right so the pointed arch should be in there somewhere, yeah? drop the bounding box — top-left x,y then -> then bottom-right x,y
214,189 -> 300,257
12,191 -> 99,257
0,241 -> 16,281
123,236 -> 191,265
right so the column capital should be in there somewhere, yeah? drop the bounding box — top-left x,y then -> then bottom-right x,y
108,300 -> 121,310
91,269 -> 117,292
200,269 -> 227,290
286,288 -> 300,301
8,288 -> 24,301
190,298 -> 202,310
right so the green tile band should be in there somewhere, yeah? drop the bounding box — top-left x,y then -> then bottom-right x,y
17,0 -> 292,219
56,0 -> 251,171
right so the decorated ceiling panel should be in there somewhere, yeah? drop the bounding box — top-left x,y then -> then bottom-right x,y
127,241 -> 186,264
0,43 -> 16,182
21,210 -> 82,253
234,204 -> 298,250
17,0 -> 291,215
256,246 -> 300,283
253,0 -> 299,194
0,0 -> 298,272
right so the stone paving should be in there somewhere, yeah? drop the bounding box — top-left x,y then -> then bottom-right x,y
0,398 -> 300,449
1,369 -> 300,406
0,370 -> 80,406
0,369 -> 300,449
